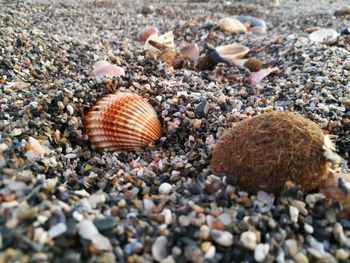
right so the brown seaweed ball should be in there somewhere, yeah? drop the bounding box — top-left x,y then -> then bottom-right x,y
211,112 -> 330,194
243,57 -> 262,72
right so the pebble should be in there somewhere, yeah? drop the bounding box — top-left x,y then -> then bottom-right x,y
254,243 -> 269,262
159,183 -> 173,195
289,205 -> 299,223
194,100 -> 209,118
335,249 -> 349,260
294,252 -> 309,263
152,236 -> 168,262
48,222 -> 67,238
199,225 -> 210,240
211,230 -> 233,247
240,230 -> 257,250
93,217 -> 116,232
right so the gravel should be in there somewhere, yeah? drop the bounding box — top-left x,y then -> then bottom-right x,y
0,0 -> 349,262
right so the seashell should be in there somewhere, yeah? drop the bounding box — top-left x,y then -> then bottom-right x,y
309,28 -> 338,45
141,4 -> 154,15
210,43 -> 250,65
249,67 -> 278,86
84,92 -> 162,151
89,61 -> 125,78
248,26 -> 266,34
136,26 -> 160,42
179,43 -> 200,61
320,173 -> 350,217
217,17 -> 247,33
306,27 -> 321,33
144,31 -> 175,53
235,15 -> 267,29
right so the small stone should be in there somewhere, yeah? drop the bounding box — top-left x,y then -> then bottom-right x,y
194,100 -> 209,118
211,230 -> 233,247
304,223 -> 314,234
294,252 -> 309,263
66,104 -> 74,115
162,209 -> 172,225
335,249 -> 349,260
160,256 -> 175,263
48,223 -> 67,238
159,183 -> 173,195
254,243 -> 269,262
199,225 -> 210,240
341,27 -> 350,35
0,143 -> 8,152
141,4 -> 154,15
152,236 -> 168,262
240,230 -> 257,250
29,137 -> 48,157
204,245 -> 215,259
334,6 -> 350,16
93,217 -> 117,232
289,205 -> 299,223
286,239 -> 298,257
10,128 -> 22,136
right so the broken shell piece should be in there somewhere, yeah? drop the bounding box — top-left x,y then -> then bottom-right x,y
218,17 -> 247,33
235,15 -> 267,29
136,26 -> 159,42
248,26 -> 266,34
309,28 -> 338,45
210,44 -> 250,65
179,43 -> 200,61
84,92 -> 162,152
144,31 -> 175,53
89,61 -> 125,78
306,27 -> 321,33
320,173 -> 350,218
249,67 -> 278,86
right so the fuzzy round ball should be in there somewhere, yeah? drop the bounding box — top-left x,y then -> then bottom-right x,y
211,112 -> 329,194
243,57 -> 262,72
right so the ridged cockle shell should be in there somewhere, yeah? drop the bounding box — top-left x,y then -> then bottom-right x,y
84,92 -> 162,151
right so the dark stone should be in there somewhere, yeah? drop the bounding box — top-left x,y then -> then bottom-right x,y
194,100 -> 209,118
93,217 -> 117,232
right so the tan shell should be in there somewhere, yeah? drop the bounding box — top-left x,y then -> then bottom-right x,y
215,43 -> 250,64
84,92 -> 162,151
218,17 -> 247,33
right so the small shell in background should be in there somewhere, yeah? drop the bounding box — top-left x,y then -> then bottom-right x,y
334,6 -> 350,16
136,26 -> 160,42
89,61 -> 125,78
249,67 -> 278,86
179,43 -> 200,61
84,92 -> 162,152
217,17 -> 247,33
309,28 -> 338,45
144,31 -> 175,53
248,26 -> 266,34
210,43 -> 250,65
320,173 -> 350,218
235,15 -> 267,29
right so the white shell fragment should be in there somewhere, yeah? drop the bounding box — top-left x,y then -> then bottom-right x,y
309,28 -> 338,45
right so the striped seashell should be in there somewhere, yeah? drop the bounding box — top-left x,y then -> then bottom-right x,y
84,92 -> 162,152
320,173 -> 350,217
210,43 -> 250,65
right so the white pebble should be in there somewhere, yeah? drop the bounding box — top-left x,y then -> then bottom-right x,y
240,230 -> 257,250
289,205 -> 299,223
152,236 -> 168,262
254,243 -> 270,262
10,128 -> 22,136
48,223 -> 67,238
29,137 -> 48,157
159,183 -> 173,195
66,104 -> 74,115
211,230 -> 233,247
199,225 -> 210,240
0,143 -> 8,152
204,245 -> 216,259
162,208 -> 172,225
304,223 -> 314,234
